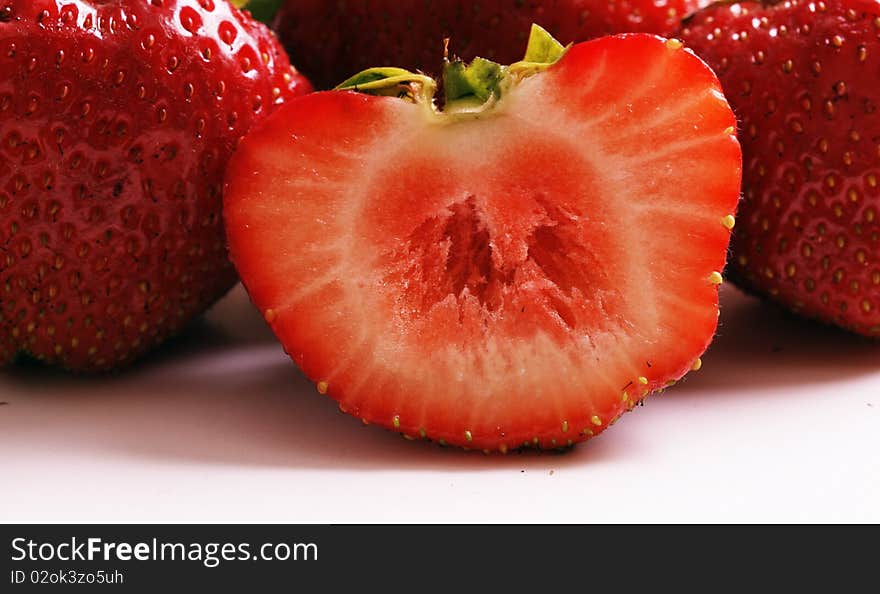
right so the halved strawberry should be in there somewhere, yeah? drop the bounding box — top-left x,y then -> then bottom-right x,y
224,28 -> 741,451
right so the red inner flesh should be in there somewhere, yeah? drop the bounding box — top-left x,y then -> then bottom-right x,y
393,197 -> 606,321
375,145 -> 622,349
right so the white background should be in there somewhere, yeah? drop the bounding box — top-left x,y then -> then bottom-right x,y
2,284 -> 878,523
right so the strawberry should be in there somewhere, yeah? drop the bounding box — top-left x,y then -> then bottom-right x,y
270,0 -> 712,89
224,27 -> 742,451
0,0 -> 312,371
680,0 -> 880,336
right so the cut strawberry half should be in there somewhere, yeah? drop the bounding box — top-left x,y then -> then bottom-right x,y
224,28 -> 742,451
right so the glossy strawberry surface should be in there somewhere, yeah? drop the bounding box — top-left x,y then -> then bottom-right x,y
0,0 -> 311,370
681,0 -> 880,335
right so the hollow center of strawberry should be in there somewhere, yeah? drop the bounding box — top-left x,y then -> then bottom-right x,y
390,191 -> 612,327
362,128 -> 625,348
397,197 -> 503,312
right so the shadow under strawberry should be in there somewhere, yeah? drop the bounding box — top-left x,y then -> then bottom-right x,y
670,286 -> 880,395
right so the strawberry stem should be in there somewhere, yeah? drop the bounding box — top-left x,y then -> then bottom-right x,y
443,57 -> 503,112
335,24 -> 568,115
443,25 -> 568,112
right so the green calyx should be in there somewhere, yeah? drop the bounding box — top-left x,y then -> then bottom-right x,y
230,0 -> 285,25
334,24 -> 569,115
444,57 -> 504,107
509,23 -> 569,76
522,22 -> 568,63
336,67 -> 438,103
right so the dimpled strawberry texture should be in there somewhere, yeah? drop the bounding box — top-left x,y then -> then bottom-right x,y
679,0 -> 880,335
0,0 -> 311,371
274,0 -> 712,89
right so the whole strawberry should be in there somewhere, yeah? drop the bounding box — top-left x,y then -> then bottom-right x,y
680,0 -> 880,336
0,0 -> 311,371
272,0 -> 711,89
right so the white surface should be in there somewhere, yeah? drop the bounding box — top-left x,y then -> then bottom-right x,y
1,284 -> 878,524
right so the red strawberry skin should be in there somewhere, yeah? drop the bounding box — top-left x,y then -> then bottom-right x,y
273,0 -> 711,89
224,35 -> 741,451
680,0 -> 880,335
0,0 -> 311,371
